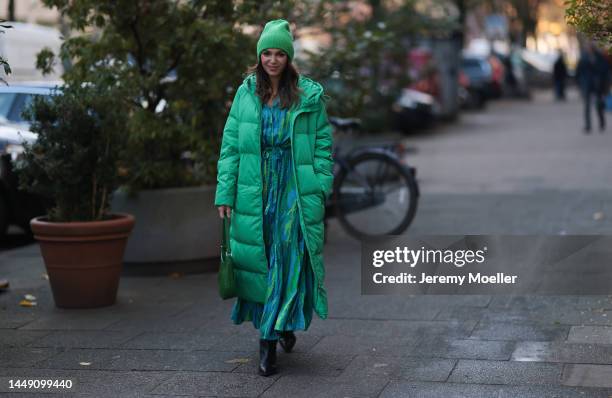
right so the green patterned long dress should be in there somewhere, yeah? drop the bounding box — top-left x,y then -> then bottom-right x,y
230,96 -> 315,340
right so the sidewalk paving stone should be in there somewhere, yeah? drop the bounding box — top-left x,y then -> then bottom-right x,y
325,295 -> 442,320
27,330 -> 142,349
118,331 -> 230,351
434,307 -> 497,323
0,347 -> 63,368
437,306 -> 612,326
402,295 -> 493,308
0,330 -> 53,347
469,321 -> 569,341
259,374 -> 385,398
447,359 -> 562,385
0,311 -> 39,329
512,341 -> 612,364
103,312 -> 214,333
0,368 -> 173,396
306,318 -> 475,339
487,296 -> 579,310
17,312 -> 124,331
410,338 -> 515,360
562,364 -> 612,388
567,326 -> 612,344
233,352 -> 354,377
537,309 -> 612,326
365,381 -> 612,398
148,371 -> 276,397
576,296 -> 612,309
33,348 -> 248,372
497,385 -> 612,398
379,381 -> 503,398
336,354 -> 457,382
309,334 -> 418,357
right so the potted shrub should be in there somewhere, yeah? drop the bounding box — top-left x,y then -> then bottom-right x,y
16,83 -> 134,308
34,0 -> 266,263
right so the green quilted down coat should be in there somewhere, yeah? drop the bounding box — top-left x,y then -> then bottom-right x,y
214,73 -> 333,319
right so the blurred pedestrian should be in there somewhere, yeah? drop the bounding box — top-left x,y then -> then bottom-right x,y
576,42 -> 611,133
553,50 -> 567,101
214,19 -> 332,377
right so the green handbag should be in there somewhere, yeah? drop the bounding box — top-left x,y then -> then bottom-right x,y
218,216 -> 237,299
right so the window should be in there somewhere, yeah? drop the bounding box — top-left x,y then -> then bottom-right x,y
0,93 -> 17,121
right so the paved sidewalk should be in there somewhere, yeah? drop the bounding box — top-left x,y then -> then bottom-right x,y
403,88 -> 612,235
2,90 -> 612,397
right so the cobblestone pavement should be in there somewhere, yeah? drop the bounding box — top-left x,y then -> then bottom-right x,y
1,89 -> 612,397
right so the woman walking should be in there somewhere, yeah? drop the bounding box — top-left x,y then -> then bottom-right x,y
214,19 -> 333,377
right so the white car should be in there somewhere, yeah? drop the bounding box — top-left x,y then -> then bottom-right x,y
0,83 -> 58,237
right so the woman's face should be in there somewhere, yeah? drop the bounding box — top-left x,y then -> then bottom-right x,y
260,48 -> 288,78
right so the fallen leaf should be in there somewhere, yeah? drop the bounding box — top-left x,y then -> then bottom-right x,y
19,300 -> 37,307
168,272 -> 183,279
225,358 -> 250,364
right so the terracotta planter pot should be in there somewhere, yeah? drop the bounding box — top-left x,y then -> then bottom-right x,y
30,213 -> 135,308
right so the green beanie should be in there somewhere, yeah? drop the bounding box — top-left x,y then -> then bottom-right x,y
256,19 -> 294,61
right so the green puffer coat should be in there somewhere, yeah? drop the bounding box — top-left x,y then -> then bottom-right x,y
214,73 -> 333,319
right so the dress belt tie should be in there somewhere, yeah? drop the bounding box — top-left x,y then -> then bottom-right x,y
262,145 -> 291,159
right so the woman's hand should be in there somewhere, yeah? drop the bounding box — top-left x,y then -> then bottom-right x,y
217,205 -> 232,219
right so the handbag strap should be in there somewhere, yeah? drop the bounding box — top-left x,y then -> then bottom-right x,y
221,216 -> 231,255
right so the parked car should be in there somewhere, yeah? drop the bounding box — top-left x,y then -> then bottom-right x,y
458,69 -> 487,110
0,83 -> 60,126
461,54 -> 499,100
0,83 -> 58,238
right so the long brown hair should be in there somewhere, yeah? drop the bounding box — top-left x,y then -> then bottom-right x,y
246,53 -> 301,110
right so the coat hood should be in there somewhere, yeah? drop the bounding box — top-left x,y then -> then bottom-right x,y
241,73 -> 326,109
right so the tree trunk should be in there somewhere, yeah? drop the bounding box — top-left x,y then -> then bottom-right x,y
8,0 -> 15,21
455,0 -> 466,48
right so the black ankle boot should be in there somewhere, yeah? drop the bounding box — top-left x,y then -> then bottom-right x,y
258,339 -> 277,377
279,331 -> 296,353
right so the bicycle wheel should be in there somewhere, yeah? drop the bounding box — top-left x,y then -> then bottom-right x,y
334,152 -> 418,239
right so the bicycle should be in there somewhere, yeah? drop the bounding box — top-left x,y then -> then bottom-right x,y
323,117 -> 420,241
